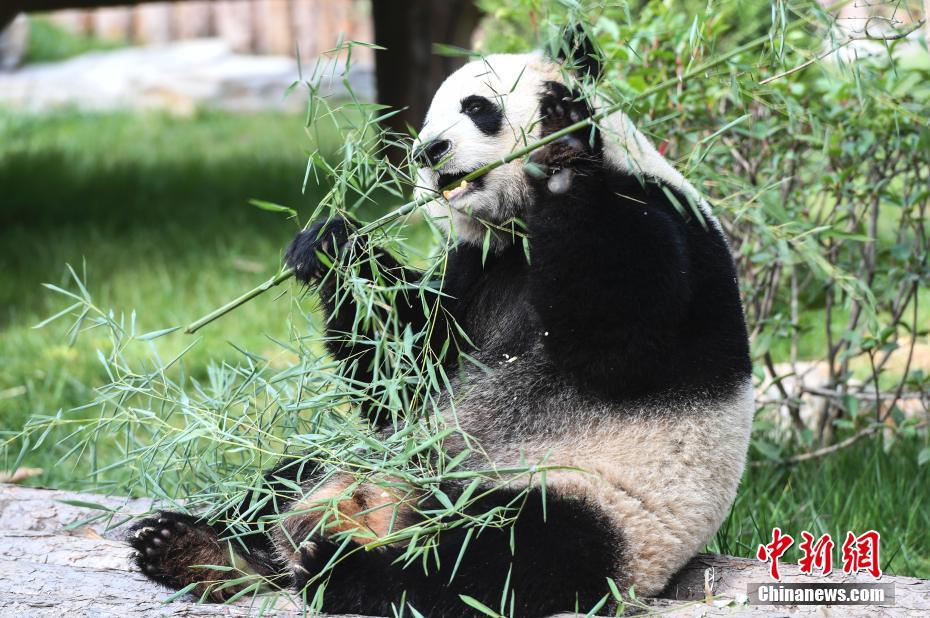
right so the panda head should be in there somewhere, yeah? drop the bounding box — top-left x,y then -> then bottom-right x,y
413,34 -> 600,250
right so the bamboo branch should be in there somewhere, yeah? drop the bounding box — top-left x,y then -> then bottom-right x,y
185,269 -> 296,334
751,424 -> 880,467
758,41 -> 850,85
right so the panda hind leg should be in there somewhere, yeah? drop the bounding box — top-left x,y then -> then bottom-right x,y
129,510 -> 280,601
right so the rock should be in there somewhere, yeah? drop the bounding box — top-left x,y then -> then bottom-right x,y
0,38 -> 374,114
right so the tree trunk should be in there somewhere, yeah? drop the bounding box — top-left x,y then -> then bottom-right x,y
1,483 -> 928,616
371,0 -> 482,161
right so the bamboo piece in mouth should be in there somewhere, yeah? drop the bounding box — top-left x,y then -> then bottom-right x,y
443,180 -> 469,200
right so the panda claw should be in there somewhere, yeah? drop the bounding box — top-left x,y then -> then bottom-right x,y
555,135 -> 586,153
538,81 -> 595,143
285,218 -> 353,285
128,511 -> 209,583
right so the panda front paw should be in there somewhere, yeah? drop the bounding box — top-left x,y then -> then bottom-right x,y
285,217 -> 353,284
538,81 -> 595,140
529,82 -> 600,195
528,135 -> 592,194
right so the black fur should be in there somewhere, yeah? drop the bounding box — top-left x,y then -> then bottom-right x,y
128,511 -> 206,590
284,217 -> 352,283
461,94 -> 504,135
293,488 -> 623,617
524,82 -> 751,400
127,456 -> 325,595
132,74 -> 751,616
551,24 -> 603,81
285,217 -> 441,427
127,510 -> 283,601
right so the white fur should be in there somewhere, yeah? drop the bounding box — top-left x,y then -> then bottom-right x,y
442,348 -> 755,596
494,380 -> 755,594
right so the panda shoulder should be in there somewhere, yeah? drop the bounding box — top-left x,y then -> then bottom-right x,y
597,107 -> 725,236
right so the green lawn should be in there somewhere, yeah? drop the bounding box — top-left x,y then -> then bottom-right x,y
0,109 -> 320,486
24,17 -> 124,65
716,436 -> 930,578
1,108 -> 926,579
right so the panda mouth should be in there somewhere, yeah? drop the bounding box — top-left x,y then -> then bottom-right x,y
438,170 -> 484,201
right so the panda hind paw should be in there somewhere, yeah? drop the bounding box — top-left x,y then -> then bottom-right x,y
128,511 -> 201,583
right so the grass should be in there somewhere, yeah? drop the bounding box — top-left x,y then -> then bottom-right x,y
1,106 -> 927,580
0,108 -> 323,486
714,437 -> 930,579
24,17 -> 125,65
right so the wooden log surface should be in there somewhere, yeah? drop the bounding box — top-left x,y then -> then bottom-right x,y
0,484 -> 926,616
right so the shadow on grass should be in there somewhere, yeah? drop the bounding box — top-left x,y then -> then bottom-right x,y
0,109 -> 326,485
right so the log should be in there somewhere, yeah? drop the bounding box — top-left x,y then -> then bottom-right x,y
0,484 -> 926,616
663,553 -> 930,615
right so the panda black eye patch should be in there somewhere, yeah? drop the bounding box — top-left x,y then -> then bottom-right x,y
460,95 -> 503,135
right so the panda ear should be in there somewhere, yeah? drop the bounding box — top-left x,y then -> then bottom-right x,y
548,24 -> 603,81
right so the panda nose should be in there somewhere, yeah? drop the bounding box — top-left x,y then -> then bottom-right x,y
415,138 -> 452,167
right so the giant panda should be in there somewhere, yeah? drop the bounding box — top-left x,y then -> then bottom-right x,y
129,31 -> 754,618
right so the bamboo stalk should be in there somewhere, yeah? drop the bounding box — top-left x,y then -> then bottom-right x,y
185,268 -> 295,333
185,13 -> 829,335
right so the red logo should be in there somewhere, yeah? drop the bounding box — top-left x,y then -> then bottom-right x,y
756,527 -> 795,581
757,529 -> 881,581
841,530 -> 882,579
798,532 -> 834,576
